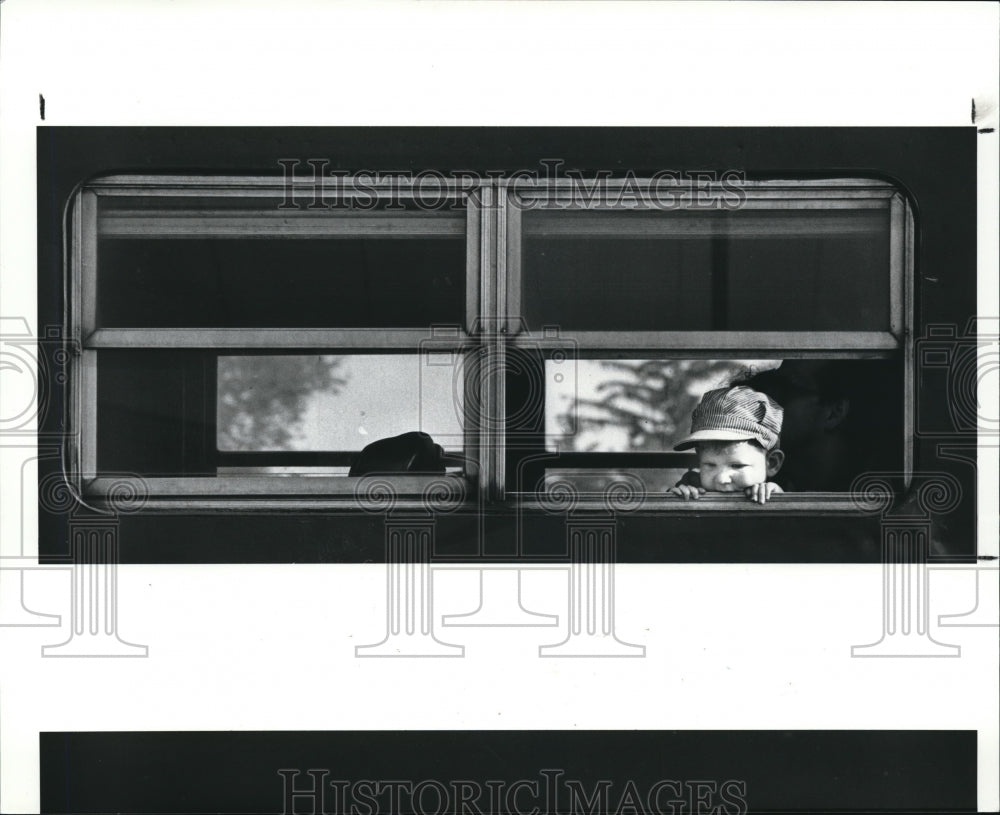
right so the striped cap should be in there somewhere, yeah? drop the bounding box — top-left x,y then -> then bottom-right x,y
674,386 -> 784,451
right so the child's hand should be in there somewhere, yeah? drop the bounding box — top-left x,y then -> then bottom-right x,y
745,482 -> 783,504
670,484 -> 707,500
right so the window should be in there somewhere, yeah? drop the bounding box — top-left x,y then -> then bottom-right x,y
502,179 -> 912,509
68,176 -> 480,506
67,176 -> 913,510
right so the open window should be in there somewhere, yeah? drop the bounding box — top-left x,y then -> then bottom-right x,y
502,179 -> 913,509
67,176 -> 480,507
66,175 -> 913,511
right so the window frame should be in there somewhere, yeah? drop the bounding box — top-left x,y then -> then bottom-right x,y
65,175 -> 915,512
66,175 -> 484,509
500,177 -> 914,509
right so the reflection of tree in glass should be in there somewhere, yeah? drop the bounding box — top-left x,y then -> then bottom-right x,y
558,360 -> 750,452
218,356 -> 347,450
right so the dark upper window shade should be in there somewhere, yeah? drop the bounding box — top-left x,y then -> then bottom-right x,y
97,350 -> 215,476
521,208 -> 891,332
96,237 -> 466,329
523,239 -> 714,331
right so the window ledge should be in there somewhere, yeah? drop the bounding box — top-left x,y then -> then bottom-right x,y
513,492 -> 864,514
79,479 -> 863,514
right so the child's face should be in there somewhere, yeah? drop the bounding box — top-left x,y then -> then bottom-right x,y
696,440 -> 773,492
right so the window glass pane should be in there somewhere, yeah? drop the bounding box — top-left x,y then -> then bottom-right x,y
524,239 -> 714,331
723,236 -> 889,330
521,208 -> 890,331
218,465 -> 353,477
99,194 -> 452,214
547,359 -> 778,452
97,350 -> 214,475
541,357 -> 903,493
97,237 -> 465,328
96,351 -> 465,477
217,354 -> 464,452
544,468 -> 693,496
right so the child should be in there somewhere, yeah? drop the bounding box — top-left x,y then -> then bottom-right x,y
670,385 -> 785,504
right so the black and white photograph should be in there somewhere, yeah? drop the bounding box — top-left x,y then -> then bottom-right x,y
1,2 -> 998,813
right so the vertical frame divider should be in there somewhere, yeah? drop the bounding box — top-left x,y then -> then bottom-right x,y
464,192 -> 482,485
505,185 -> 522,335
493,183 -> 509,502
902,199 -> 915,490
80,350 -> 98,482
71,190 -> 100,488
477,183 -> 500,505
889,194 -> 905,340
79,191 -> 98,338
465,192 -> 481,335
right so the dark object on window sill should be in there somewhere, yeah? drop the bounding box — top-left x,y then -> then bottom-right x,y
348,431 -> 446,476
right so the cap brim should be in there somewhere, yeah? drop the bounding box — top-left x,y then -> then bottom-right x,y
673,428 -> 761,451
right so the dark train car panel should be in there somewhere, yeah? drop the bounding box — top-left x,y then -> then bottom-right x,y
36,127 -> 979,563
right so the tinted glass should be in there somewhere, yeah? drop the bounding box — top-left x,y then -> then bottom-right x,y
97,238 -> 465,328
521,208 -> 891,331
97,350 -> 214,475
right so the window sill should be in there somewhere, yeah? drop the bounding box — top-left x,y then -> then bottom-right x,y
512,492 -> 865,514
79,477 -> 863,515
82,475 -> 471,513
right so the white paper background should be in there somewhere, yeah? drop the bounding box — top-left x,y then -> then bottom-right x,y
1,2 -> 998,813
